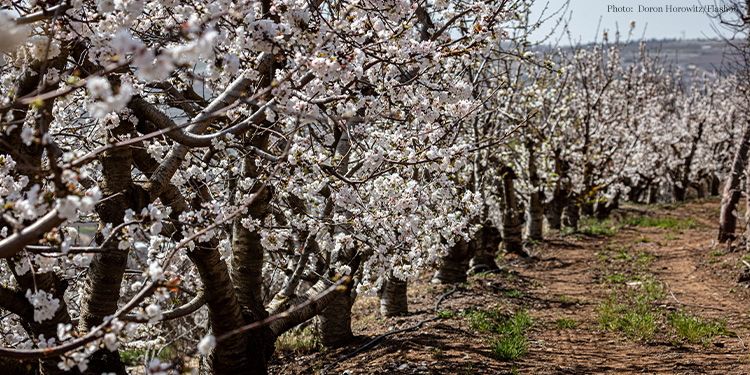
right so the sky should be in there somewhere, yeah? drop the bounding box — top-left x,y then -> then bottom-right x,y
527,0 -> 741,45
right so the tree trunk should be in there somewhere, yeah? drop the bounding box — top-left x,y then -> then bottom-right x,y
315,249 -> 361,348
228,151 -> 276,374
545,191 -> 566,231
469,224 -> 502,273
562,193 -> 580,230
501,166 -> 524,256
746,170 -> 750,252
595,192 -> 619,220
647,183 -> 659,205
719,120 -> 750,243
526,142 -> 544,241
379,272 -> 408,317
79,122 -> 150,375
132,146 -> 266,375
315,291 -> 355,347
315,246 -> 359,347
711,174 -> 721,196
545,155 -> 569,230
432,239 -> 470,283
0,48 -> 77,375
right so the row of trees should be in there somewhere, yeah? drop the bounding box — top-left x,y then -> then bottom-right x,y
0,0 -> 746,374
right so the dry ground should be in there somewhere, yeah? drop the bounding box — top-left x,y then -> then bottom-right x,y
270,198 -> 750,375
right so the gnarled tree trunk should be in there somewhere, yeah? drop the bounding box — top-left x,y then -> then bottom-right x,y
79,120 -> 149,375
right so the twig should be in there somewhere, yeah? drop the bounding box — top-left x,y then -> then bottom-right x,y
737,333 -> 746,349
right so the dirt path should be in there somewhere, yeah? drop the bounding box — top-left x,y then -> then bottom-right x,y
271,198 -> 750,375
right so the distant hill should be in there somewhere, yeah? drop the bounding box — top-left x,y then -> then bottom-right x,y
543,39 -> 733,75
617,39 -> 729,74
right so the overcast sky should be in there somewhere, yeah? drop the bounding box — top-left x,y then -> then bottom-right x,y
527,0 -> 740,44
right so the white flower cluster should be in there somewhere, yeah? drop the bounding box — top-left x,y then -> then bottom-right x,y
25,289 -> 61,323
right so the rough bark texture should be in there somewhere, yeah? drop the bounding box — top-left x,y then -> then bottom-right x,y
746,170 -> 750,252
132,147 -> 255,375
545,189 -> 566,230
0,48 -> 80,375
719,120 -> 750,243
315,290 -> 355,347
314,247 -> 359,348
379,273 -> 408,317
78,123 -> 149,375
432,239 -> 470,284
229,176 -> 276,373
192,248 -> 255,375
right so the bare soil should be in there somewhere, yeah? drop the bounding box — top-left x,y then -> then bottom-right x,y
270,198 -> 750,375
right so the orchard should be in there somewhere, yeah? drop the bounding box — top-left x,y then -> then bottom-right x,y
1,0 -> 750,374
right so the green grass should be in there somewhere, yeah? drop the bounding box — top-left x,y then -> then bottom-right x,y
275,326 -> 319,353
614,249 -> 631,260
431,341 -> 445,358
605,273 -> 627,284
489,311 -> 533,360
579,218 -> 619,235
596,295 -> 658,340
121,349 -> 144,366
489,331 -> 528,360
505,289 -> 524,299
121,346 -> 176,366
668,310 -> 730,347
554,316 -> 579,329
622,216 -> 697,230
636,252 -> 654,267
595,276 -> 664,341
460,308 -> 533,360
437,310 -> 455,319
595,269 -> 732,345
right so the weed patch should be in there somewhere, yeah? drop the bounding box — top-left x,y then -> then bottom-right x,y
578,218 -> 619,235
460,308 -> 533,360
623,216 -> 697,230
555,316 -> 579,329
596,295 -> 658,340
505,289 -> 524,299
668,311 -> 730,347
275,326 -> 319,353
